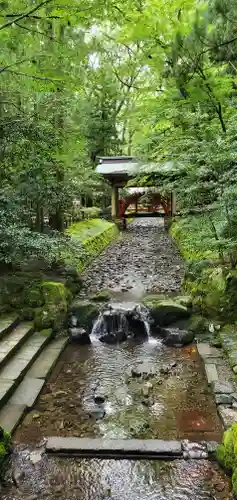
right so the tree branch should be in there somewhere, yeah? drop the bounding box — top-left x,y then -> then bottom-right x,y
5,69 -> 61,84
0,0 -> 53,30
15,22 -> 60,43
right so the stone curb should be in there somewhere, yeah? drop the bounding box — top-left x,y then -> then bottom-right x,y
45,437 -> 217,460
197,342 -> 237,429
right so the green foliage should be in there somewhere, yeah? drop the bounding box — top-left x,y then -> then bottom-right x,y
0,426 -> 12,478
65,219 -> 119,272
217,425 -> 237,495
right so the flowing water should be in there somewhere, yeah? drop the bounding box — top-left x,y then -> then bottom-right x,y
4,219 -> 231,499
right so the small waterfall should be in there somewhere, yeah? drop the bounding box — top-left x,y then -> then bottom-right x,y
91,302 -> 152,344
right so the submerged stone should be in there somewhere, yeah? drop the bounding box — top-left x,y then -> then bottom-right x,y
69,327 -> 91,345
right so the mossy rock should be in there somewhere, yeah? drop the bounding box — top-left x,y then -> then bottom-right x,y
41,281 -> 71,306
188,315 -> 210,335
216,425 -> 237,496
70,299 -> 100,330
143,295 -> 191,327
34,281 -> 71,332
90,290 -> 111,302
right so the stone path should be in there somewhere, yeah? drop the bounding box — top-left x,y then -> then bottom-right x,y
197,342 -> 237,429
82,219 -> 185,297
0,314 -> 68,433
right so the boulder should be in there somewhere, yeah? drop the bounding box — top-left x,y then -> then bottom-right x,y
127,310 -> 148,338
161,327 -> 194,347
68,327 -> 91,345
142,295 -> 191,327
70,299 -> 100,331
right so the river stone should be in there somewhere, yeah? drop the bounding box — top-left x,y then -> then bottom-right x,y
68,327 -> 91,345
88,405 -> 105,420
218,406 -> 237,429
161,327 -> 194,347
212,381 -> 234,394
142,296 -> 190,327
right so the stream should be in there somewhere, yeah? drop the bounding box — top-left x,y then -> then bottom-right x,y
2,219 -> 232,499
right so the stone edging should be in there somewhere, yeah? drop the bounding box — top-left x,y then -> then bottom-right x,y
197,342 -> 237,429
45,437 -> 217,460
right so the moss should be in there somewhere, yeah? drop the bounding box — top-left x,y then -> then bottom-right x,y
142,295 -> 190,326
40,328 -> 53,337
41,281 -> 71,305
34,282 -> 71,332
64,220 -> 119,272
216,425 -> 237,495
0,427 -> 12,478
91,290 -> 111,302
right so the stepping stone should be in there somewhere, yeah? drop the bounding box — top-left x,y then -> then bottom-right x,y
10,378 -> 45,408
46,437 -> 183,458
218,406 -> 237,429
205,364 -> 218,384
27,338 -> 68,379
0,403 -> 26,433
212,381 -> 234,394
197,343 -> 222,360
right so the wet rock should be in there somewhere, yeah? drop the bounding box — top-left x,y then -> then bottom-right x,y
142,382 -> 153,397
182,440 -> 208,459
215,394 -> 233,405
212,381 -> 234,394
130,363 -> 156,379
70,315 -> 78,327
68,327 -> 91,345
99,331 -> 127,344
88,406 -> 105,420
12,467 -> 25,487
94,387 -> 107,404
142,296 -> 190,327
162,327 -> 194,347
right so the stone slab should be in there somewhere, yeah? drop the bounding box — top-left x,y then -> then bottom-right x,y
10,377 -> 45,408
0,314 -> 20,340
197,343 -> 222,360
0,379 -> 15,403
218,406 -> 237,429
46,438 -> 183,458
212,381 -> 234,394
0,333 -> 48,381
0,403 -> 26,433
0,322 -> 34,369
205,363 -> 219,384
27,338 -> 68,379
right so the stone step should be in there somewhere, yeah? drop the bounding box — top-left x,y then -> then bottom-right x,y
0,322 -> 34,370
0,335 -> 68,433
0,314 -> 20,341
0,332 -> 50,410
27,337 -> 68,379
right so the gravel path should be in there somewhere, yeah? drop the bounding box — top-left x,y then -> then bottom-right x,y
82,218 -> 185,297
